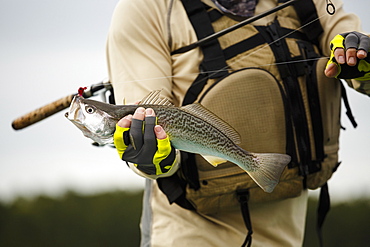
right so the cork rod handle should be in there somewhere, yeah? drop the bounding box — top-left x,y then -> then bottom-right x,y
11,94 -> 75,130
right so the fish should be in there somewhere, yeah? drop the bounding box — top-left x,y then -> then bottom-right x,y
65,90 -> 291,193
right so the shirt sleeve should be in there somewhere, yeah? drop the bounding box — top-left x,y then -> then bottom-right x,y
106,0 -> 181,179
106,0 -> 173,104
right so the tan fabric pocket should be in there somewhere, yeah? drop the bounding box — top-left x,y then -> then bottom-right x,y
185,68 -> 303,215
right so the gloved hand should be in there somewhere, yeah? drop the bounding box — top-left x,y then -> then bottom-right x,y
325,31 -> 370,80
113,107 -> 176,176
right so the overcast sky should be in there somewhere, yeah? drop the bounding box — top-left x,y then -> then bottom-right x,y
1,0 -> 370,203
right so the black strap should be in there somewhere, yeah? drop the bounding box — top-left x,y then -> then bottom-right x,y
317,183 -> 330,247
157,174 -> 195,210
208,8 -> 224,22
224,27 -> 310,61
293,0 -> 323,47
223,33 -> 266,61
297,40 -> 325,172
340,81 -> 358,128
278,0 -> 324,47
237,189 -> 253,247
180,151 -> 200,190
182,72 -> 208,106
180,0 -> 228,106
256,21 -> 312,179
179,0 -> 228,79
281,76 -> 298,169
293,0 -> 326,172
156,151 -> 199,210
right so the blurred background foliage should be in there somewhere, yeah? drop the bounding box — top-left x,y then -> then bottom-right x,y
0,191 -> 143,247
0,191 -> 369,247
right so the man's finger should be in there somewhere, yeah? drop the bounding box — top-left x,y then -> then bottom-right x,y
130,112 -> 145,150
145,108 -> 156,117
344,32 -> 359,49
358,34 -> 370,52
133,107 -> 146,120
346,48 -> 357,66
145,108 -> 167,140
324,62 -> 339,78
143,116 -> 157,146
357,50 -> 368,59
334,48 -> 345,64
117,115 -> 133,128
154,125 -> 167,140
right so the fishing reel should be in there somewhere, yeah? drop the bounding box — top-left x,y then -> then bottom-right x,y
79,78 -> 114,104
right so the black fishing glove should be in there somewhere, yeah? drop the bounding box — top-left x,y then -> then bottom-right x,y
326,31 -> 370,80
113,116 -> 176,175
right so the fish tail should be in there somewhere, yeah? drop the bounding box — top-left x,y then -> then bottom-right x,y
243,153 -> 291,193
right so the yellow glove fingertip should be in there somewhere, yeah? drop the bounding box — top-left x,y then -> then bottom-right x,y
331,34 -> 345,50
153,136 -> 173,174
156,137 -> 172,155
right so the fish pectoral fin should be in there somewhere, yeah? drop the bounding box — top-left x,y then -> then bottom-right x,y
201,155 -> 228,167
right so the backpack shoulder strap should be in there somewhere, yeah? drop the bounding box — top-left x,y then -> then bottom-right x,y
280,0 -> 324,47
180,0 -> 228,106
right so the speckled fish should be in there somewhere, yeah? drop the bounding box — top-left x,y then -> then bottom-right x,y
65,90 -> 290,192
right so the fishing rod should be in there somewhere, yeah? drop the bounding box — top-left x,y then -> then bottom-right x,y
11,79 -> 112,130
172,0 -> 300,55
172,0 -> 336,55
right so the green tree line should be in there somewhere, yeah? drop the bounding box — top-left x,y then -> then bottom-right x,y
0,191 -> 369,246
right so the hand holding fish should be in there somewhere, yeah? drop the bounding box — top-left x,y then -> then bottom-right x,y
114,107 -> 177,176
117,107 -> 167,140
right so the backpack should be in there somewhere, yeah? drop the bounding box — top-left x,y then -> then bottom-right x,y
157,0 -> 356,245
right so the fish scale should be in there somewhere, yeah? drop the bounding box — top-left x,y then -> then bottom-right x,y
65,90 -> 291,193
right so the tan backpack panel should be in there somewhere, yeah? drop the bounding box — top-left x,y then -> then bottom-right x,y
185,68 -> 302,214
185,58 -> 341,215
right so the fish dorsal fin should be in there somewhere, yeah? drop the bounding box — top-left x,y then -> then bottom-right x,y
139,90 -> 173,106
181,103 -> 241,144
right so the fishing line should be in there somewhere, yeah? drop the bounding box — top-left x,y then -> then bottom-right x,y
206,13 -> 328,78
119,56 -> 328,85
120,12 -> 328,85
158,12 -> 329,91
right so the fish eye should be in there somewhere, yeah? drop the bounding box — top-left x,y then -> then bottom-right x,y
85,106 -> 96,114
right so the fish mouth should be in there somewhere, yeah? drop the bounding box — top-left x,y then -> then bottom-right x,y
65,96 -> 83,123
64,96 -> 101,142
